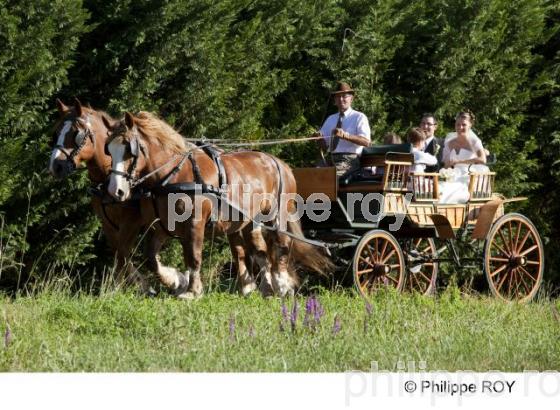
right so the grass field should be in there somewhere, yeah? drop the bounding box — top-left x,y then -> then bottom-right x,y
1,287 -> 559,372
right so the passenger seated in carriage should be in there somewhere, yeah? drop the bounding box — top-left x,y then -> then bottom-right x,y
438,110 -> 489,204
407,127 -> 437,173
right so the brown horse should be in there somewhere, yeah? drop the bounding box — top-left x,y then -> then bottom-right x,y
48,99 -> 153,290
103,112 -> 331,298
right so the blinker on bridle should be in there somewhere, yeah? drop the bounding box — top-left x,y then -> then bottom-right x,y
54,114 -> 94,166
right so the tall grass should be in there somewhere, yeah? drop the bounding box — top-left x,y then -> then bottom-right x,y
1,288 -> 558,372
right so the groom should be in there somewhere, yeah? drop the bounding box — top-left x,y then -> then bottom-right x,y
419,113 -> 444,172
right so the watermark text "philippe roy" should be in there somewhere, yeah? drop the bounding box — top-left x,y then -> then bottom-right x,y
165,183 -> 412,231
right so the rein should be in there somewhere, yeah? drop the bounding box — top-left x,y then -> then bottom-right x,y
127,143 -> 212,189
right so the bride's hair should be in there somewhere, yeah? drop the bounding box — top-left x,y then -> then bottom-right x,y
455,110 -> 476,124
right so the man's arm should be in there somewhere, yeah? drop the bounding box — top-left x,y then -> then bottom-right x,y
333,128 -> 369,147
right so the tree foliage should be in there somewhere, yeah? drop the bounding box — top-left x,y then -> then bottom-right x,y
0,0 -> 559,287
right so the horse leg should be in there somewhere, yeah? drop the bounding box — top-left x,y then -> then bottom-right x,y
243,225 -> 273,297
175,219 -> 206,299
146,231 -> 188,293
114,215 -> 159,295
271,232 -> 297,297
228,231 -> 257,296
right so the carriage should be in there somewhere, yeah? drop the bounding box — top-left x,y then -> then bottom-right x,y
293,144 -> 544,303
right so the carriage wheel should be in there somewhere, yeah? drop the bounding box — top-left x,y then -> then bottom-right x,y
353,230 -> 405,298
484,213 -> 544,303
402,238 -> 438,295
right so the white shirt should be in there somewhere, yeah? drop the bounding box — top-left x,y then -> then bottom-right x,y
320,107 -> 371,154
411,147 -> 437,173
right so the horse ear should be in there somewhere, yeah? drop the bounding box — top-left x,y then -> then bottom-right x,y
56,98 -> 69,115
101,114 -> 113,130
124,112 -> 135,129
74,97 -> 83,117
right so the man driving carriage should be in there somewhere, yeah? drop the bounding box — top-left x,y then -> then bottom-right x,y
314,81 -> 371,176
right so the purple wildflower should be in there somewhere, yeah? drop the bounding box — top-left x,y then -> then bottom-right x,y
290,300 -> 299,333
4,324 -> 11,348
303,295 -> 324,331
229,315 -> 235,340
281,300 -> 289,322
314,299 -> 324,323
332,314 -> 341,335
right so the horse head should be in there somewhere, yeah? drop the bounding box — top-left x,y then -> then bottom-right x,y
48,98 -> 111,179
104,112 -> 149,201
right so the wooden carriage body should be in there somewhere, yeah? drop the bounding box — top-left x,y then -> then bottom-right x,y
293,144 -> 543,303
294,145 -> 503,237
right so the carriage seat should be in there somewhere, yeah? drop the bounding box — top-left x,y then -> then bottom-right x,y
339,143 -> 412,186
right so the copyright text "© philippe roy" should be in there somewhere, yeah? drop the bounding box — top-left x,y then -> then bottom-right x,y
403,379 -> 515,396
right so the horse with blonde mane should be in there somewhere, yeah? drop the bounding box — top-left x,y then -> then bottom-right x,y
103,111 -> 331,298
48,99 -> 153,290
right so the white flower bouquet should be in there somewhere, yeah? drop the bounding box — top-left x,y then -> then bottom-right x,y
439,168 -> 456,182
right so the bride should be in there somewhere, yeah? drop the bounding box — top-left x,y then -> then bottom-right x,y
439,111 -> 488,204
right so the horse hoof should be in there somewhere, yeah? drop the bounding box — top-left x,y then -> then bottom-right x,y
176,291 -> 202,300
241,282 -> 257,296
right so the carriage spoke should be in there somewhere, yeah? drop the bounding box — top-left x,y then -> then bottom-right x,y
498,229 -> 512,254
520,244 -> 538,257
519,275 -> 531,295
495,268 -> 511,292
514,220 -> 522,253
359,255 -> 375,268
389,264 -> 401,269
506,268 -> 515,297
382,249 -> 396,264
367,243 -> 378,263
412,273 -> 423,292
518,266 -> 537,283
490,263 -> 508,278
418,271 -> 432,283
491,241 -> 510,258
485,215 -> 543,302
386,275 -> 398,285
379,239 -> 389,262
357,268 -> 374,275
421,245 -> 432,254
508,221 -> 514,254
516,230 -> 531,254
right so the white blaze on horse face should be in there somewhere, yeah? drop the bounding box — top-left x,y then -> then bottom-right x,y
107,139 -> 130,201
49,120 -> 72,174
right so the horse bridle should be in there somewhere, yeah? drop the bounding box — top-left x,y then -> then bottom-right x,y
106,128 -> 142,185
54,115 -> 94,169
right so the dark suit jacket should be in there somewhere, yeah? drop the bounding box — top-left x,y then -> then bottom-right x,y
424,137 -> 443,173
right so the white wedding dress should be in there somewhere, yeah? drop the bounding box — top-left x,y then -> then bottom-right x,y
438,148 -> 487,204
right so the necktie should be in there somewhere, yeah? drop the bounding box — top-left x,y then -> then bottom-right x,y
329,113 -> 344,152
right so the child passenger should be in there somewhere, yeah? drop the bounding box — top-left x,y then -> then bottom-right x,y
407,127 -> 437,174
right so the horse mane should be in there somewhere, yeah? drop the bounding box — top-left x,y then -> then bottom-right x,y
133,111 -> 190,153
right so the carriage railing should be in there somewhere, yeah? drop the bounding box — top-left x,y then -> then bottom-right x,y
382,153 -> 414,192
409,171 -> 496,203
468,172 -> 496,201
410,173 -> 439,201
